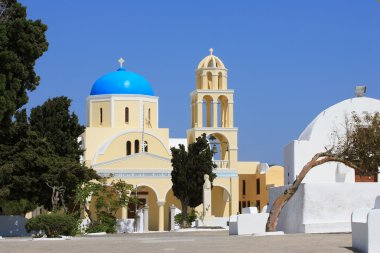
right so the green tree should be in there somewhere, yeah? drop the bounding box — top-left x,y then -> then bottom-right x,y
0,0 -> 48,131
170,133 -> 216,227
0,109 -> 50,214
266,112 -> 380,232
29,96 -> 85,161
0,105 -> 98,214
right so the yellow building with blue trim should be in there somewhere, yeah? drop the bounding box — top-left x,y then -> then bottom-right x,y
82,50 -> 284,231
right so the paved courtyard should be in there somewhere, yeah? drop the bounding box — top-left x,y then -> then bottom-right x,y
0,231 -> 359,253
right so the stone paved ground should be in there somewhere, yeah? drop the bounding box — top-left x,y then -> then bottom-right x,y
0,231 -> 360,253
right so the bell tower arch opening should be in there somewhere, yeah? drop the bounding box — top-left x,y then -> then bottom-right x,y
206,72 -> 212,90
218,95 -> 229,128
208,133 -> 230,168
202,95 -> 214,128
218,72 -> 223,90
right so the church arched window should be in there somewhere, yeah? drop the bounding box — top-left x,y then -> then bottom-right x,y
148,108 -> 151,126
203,95 -> 213,127
144,141 -> 148,152
207,72 -> 212,90
100,108 -> 103,124
218,72 -> 223,90
134,140 -> 140,153
125,107 -> 129,124
126,141 -> 131,155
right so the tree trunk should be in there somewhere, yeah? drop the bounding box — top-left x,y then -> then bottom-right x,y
181,200 -> 188,228
266,153 -> 360,232
84,205 -> 93,223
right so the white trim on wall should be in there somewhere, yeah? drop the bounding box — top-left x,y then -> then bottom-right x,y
111,96 -> 115,128
87,94 -> 159,103
190,89 -> 235,96
89,101 -> 93,127
95,169 -> 238,179
139,99 -> 143,129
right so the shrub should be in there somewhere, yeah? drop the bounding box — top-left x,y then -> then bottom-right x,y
86,212 -> 116,234
25,213 -> 79,238
174,209 -> 198,227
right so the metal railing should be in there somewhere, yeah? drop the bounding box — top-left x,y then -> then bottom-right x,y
213,160 -> 230,169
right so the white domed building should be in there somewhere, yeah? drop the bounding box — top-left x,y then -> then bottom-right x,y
270,92 -> 380,233
285,96 -> 380,185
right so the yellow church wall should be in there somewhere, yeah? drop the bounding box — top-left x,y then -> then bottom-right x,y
230,176 -> 239,215
94,154 -> 171,170
266,166 -> 285,188
92,101 -> 111,127
237,161 -> 259,175
114,100 -> 140,128
164,189 -> 182,230
83,127 -> 170,165
95,132 -> 170,164
237,165 -> 284,212
212,177 -> 235,217
256,173 -> 267,211
250,166 -> 284,212
228,151 -> 238,169
83,127 -> 122,165
144,101 -> 158,129
212,186 -> 230,217
238,174 -> 255,210
82,128 -> 132,166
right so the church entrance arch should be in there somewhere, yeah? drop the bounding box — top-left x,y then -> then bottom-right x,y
129,184 -> 158,231
164,188 -> 182,230
211,185 -> 231,217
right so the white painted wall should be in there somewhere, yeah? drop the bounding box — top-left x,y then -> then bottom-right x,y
169,138 -> 187,150
269,183 -> 380,233
351,196 -> 380,253
284,139 -> 355,184
285,97 -> 380,184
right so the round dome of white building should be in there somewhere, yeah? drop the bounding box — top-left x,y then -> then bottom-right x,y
284,95 -> 380,185
298,97 -> 380,148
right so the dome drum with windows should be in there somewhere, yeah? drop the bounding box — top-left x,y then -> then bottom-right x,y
86,58 -> 158,129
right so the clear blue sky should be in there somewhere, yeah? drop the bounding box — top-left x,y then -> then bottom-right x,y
19,0 -> 380,165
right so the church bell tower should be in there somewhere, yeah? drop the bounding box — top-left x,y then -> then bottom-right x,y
187,49 -> 238,169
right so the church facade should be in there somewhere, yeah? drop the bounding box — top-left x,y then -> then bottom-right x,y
81,50 -> 284,231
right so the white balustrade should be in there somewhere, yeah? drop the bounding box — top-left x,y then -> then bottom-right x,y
214,160 -> 230,169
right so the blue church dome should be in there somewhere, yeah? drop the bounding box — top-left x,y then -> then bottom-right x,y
90,67 -> 154,96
